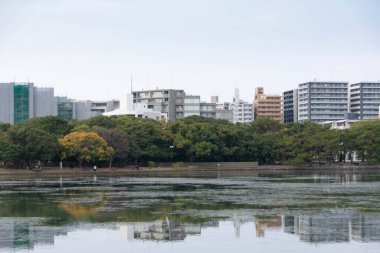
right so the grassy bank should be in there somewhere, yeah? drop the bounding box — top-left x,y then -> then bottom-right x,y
0,164 -> 380,175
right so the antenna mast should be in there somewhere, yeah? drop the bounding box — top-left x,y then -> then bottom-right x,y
130,76 -> 133,93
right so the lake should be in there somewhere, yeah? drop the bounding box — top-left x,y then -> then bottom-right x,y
0,170 -> 379,253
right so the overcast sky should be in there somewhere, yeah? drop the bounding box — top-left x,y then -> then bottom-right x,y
0,0 -> 379,102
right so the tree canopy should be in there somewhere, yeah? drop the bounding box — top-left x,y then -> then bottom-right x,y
0,115 -> 380,168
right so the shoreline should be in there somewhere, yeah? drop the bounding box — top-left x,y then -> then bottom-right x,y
0,164 -> 379,175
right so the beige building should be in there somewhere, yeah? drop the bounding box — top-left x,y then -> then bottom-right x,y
253,87 -> 282,123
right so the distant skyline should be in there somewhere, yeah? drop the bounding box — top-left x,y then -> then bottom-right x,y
0,0 -> 379,102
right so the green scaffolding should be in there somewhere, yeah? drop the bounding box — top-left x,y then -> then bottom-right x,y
14,84 -> 30,124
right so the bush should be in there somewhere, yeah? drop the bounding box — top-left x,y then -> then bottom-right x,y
147,161 -> 155,168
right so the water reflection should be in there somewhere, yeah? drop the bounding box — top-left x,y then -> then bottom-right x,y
0,211 -> 379,251
0,171 -> 379,252
284,213 -> 380,243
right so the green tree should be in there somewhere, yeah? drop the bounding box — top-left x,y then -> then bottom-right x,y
349,120 -> 380,164
26,116 -> 72,138
7,125 -> 60,167
0,133 -> 22,167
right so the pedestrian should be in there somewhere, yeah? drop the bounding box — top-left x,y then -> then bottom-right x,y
135,160 -> 139,170
93,165 -> 97,172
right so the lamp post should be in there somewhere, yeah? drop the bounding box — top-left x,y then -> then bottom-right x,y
170,145 -> 174,163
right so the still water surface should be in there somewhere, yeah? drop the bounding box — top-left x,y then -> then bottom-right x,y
0,170 -> 379,253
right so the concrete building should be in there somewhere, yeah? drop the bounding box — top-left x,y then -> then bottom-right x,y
133,89 -> 185,122
231,88 -> 253,123
253,87 -> 282,123
0,82 -> 45,124
0,83 -> 14,124
350,82 -> 380,120
283,89 -> 298,123
183,95 -> 217,119
55,97 -> 99,121
103,94 -> 167,121
200,102 -> 216,119
75,100 -> 99,120
216,102 -> 233,122
90,100 -> 120,114
55,96 -> 74,121
184,95 -> 201,117
33,87 -> 55,117
298,81 -> 349,123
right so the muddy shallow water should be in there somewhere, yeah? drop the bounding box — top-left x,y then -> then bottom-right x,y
0,170 -> 379,253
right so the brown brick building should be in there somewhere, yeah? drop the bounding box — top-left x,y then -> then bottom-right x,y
253,87 -> 282,123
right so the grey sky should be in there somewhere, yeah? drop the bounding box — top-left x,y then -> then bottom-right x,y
0,0 -> 379,102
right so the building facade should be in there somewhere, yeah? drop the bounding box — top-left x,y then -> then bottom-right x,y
90,100 -> 120,114
132,89 -> 185,122
350,82 -> 380,120
298,81 -> 349,123
283,89 -> 298,123
216,102 -> 233,122
33,87 -> 55,117
184,95 -> 201,117
231,88 -> 253,123
253,87 -> 282,123
0,83 -> 14,124
0,82 -> 106,124
0,82 -> 37,124
200,102 -> 216,119
56,96 -> 74,121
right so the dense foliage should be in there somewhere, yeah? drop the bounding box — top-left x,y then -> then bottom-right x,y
0,115 -> 380,168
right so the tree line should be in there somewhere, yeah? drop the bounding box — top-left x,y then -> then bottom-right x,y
0,115 -> 379,168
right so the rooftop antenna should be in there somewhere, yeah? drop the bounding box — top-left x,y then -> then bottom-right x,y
130,76 -> 133,93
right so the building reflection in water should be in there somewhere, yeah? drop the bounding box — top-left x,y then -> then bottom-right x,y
0,212 -> 379,250
254,216 -> 282,237
0,218 -> 70,250
282,213 -> 380,243
0,218 -> 118,251
122,217 -> 202,241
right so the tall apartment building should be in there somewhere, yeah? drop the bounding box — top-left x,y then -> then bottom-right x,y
253,87 -> 282,123
34,87 -> 56,117
0,82 -> 50,124
0,82 -> 16,124
283,89 -> 298,123
350,82 -> 380,120
298,81 -> 349,123
132,89 -> 185,122
231,88 -> 253,123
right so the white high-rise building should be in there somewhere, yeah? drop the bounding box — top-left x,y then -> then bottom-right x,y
298,81 -> 349,123
230,88 -> 253,124
350,82 -> 380,120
